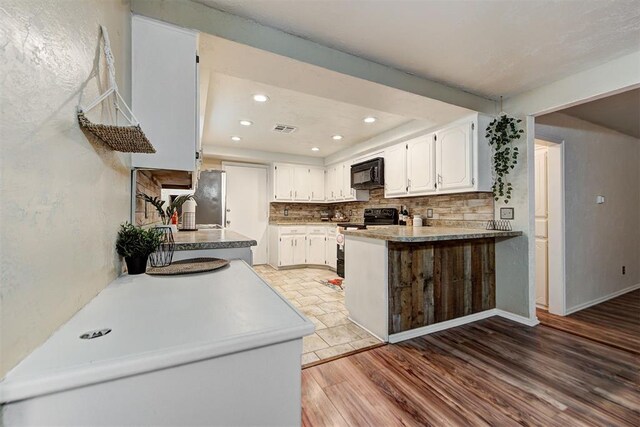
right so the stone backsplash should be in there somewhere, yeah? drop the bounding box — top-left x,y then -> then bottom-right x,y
135,170 -> 163,226
270,189 -> 494,228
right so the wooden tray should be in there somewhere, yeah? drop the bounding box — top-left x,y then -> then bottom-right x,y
146,257 -> 229,276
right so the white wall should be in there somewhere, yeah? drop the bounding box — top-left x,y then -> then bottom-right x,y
536,113 -> 640,311
0,0 -> 132,376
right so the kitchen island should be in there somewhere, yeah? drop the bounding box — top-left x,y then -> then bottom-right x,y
342,226 -> 522,342
0,260 -> 314,426
172,228 -> 257,264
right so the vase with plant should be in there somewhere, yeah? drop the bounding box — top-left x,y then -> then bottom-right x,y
116,222 -> 164,274
137,193 -> 194,226
485,114 -> 524,204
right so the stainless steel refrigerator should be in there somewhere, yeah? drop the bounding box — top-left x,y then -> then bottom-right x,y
193,170 -> 226,227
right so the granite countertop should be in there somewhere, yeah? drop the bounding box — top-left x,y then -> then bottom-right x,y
269,221 -> 340,226
172,229 -> 257,250
342,225 -> 522,242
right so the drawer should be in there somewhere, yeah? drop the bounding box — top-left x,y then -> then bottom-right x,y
308,227 -> 329,234
278,226 -> 307,235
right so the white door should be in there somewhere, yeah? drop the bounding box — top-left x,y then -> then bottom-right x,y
384,143 -> 407,197
342,161 -> 353,200
279,235 -> 295,267
535,146 -> 549,307
307,234 -> 326,265
293,236 -> 307,265
293,166 -> 310,201
274,164 -> 293,201
407,134 -> 436,194
309,168 -> 325,201
224,164 -> 269,264
436,122 -> 473,191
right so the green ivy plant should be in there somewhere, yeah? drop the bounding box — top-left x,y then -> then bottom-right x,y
137,193 -> 194,225
485,114 -> 523,203
116,222 -> 164,259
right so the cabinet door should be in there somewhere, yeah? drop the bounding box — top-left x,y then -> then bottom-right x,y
325,229 -> 337,269
309,168 -> 325,201
342,162 -> 354,201
293,166 -> 310,201
307,234 -> 326,265
274,164 -> 294,201
325,166 -> 337,201
384,143 -> 407,197
407,134 -> 436,195
132,16 -> 197,171
278,235 -> 295,266
436,122 -> 473,191
293,236 -> 307,265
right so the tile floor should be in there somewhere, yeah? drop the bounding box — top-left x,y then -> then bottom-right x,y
253,265 -> 382,365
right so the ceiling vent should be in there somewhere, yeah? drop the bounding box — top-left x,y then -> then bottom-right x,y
272,124 -> 297,134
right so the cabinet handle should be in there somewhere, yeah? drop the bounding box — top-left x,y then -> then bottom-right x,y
290,190 -> 292,197
291,240 -> 294,247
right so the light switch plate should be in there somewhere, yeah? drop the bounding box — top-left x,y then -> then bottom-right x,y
426,209 -> 433,218
596,195 -> 605,204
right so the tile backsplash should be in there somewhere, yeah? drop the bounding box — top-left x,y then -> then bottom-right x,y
270,189 -> 494,228
135,170 -> 163,226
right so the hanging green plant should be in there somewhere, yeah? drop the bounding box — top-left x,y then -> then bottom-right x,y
485,114 -> 523,203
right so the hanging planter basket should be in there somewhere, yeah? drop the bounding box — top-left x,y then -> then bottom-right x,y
77,26 -> 156,154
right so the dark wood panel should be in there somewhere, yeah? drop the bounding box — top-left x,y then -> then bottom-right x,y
537,289 -> 640,354
388,239 -> 495,334
302,317 -> 640,427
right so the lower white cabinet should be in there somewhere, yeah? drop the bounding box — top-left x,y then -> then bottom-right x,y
269,225 -> 337,269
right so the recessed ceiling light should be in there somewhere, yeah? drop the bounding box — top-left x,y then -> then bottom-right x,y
239,120 -> 253,126
231,136 -> 241,142
311,147 -> 320,152
332,135 -> 343,140
363,116 -> 377,123
253,94 -> 269,102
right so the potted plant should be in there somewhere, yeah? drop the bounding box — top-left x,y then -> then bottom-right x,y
137,193 -> 194,227
116,222 -> 164,274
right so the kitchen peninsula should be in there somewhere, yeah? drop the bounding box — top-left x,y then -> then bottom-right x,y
172,228 -> 257,264
343,226 -> 522,342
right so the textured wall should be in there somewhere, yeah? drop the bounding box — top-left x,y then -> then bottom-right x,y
0,0 -> 132,376
536,113 -> 640,310
270,189 -> 494,228
135,170 -> 163,226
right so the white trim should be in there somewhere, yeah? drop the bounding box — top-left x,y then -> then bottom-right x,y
347,317 -> 387,343
565,283 -> 640,315
494,309 -> 540,327
388,310 -> 496,343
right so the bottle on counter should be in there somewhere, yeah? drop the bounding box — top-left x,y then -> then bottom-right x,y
402,207 -> 409,226
399,206 -> 406,225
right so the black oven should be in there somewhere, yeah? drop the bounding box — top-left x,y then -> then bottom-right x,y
351,158 -> 384,190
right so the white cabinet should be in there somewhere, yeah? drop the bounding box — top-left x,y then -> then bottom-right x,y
307,233 -> 326,265
325,162 -> 369,202
384,143 -> 408,197
272,164 -> 325,202
309,168 -> 325,202
273,164 -> 295,201
325,165 -> 339,201
407,134 -> 436,194
131,16 -> 198,171
269,226 -> 336,269
384,114 -> 492,198
436,122 -> 474,192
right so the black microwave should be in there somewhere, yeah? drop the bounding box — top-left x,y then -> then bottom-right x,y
351,157 -> 384,190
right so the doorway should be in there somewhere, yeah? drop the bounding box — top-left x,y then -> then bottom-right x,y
533,138 -> 565,315
223,162 -> 269,265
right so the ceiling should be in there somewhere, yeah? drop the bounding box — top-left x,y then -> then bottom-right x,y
196,0 -> 640,99
558,88 -> 640,139
202,72 -> 413,157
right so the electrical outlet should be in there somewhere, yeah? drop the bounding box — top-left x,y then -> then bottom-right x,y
622,266 -> 626,275
284,208 -> 289,217
426,209 -> 433,218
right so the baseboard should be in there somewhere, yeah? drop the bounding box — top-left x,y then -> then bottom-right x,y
347,317 -> 387,343
565,283 -> 640,315
494,309 -> 540,327
388,310 -> 496,344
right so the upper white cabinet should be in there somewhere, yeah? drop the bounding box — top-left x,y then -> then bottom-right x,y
384,114 -> 492,198
131,16 -> 198,171
384,143 -> 408,197
436,122 -> 473,192
272,164 -> 324,202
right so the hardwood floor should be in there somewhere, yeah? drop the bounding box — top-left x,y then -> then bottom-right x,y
302,317 -> 639,426
537,290 -> 640,354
